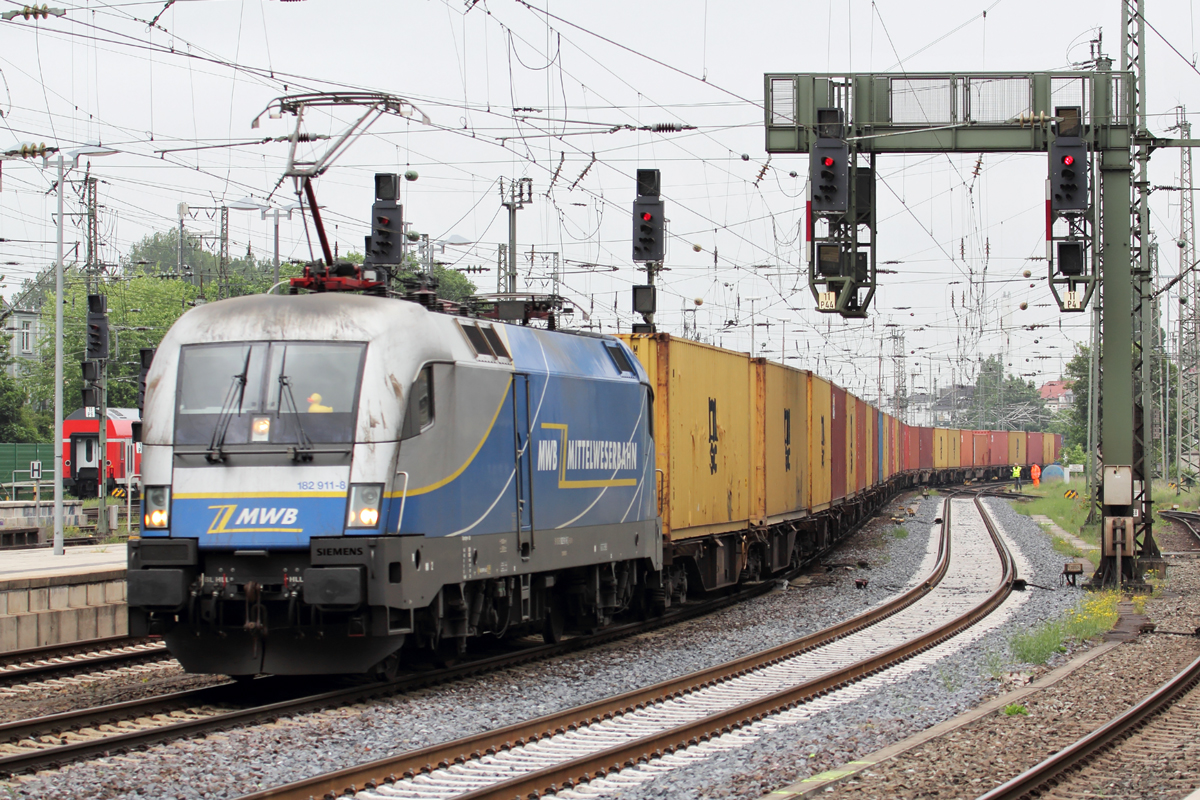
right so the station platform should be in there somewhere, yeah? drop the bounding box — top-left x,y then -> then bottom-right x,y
0,543 -> 128,653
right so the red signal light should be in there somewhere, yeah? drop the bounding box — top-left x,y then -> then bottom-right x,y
822,157 -> 834,167
642,211 -> 653,221
1062,154 -> 1074,166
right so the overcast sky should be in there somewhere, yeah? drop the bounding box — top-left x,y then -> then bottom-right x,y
2,0 -> 1199,406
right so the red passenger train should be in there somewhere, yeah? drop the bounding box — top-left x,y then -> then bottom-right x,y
62,407 -> 142,498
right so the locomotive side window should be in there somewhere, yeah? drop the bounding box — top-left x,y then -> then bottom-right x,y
480,325 -> 510,360
401,366 -> 435,440
461,324 -> 492,357
605,343 -> 635,376
458,321 -> 512,363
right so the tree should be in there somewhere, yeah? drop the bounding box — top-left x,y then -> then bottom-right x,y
0,335 -> 40,441
122,228 -> 292,300
29,273 -> 204,420
963,354 -> 1049,431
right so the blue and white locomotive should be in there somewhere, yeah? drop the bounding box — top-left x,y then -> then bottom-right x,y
129,293 -> 661,676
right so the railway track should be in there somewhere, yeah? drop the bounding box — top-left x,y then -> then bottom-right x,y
0,636 -> 169,687
977,652 -> 1200,800
0,513 -> 865,778
1158,509 -> 1200,549
0,483 -> 942,778
233,489 -> 1017,800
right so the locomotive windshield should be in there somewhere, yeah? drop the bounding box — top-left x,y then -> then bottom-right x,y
175,341 -> 366,447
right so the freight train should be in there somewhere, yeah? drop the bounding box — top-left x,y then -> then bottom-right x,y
127,292 -> 1060,677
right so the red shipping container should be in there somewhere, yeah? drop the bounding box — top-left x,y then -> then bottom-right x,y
1028,432 -> 1044,466
918,427 -> 934,470
900,424 -> 913,471
831,386 -> 847,500
971,430 -> 990,467
989,431 -> 1009,467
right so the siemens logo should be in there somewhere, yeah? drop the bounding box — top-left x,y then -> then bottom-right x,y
316,547 -> 364,557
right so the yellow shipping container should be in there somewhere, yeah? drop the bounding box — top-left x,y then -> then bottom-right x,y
1008,431 -> 1026,466
619,334 -> 754,541
1043,433 -> 1055,464
933,428 -> 950,469
763,362 -> 809,520
948,428 -> 961,468
808,374 -> 833,511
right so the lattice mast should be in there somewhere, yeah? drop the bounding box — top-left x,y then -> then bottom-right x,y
1123,0 -> 1161,565
890,329 -> 907,423
1173,109 -> 1199,478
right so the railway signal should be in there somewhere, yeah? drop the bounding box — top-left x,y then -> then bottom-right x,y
1050,140 -> 1089,213
1044,107 -> 1094,313
632,169 -> 664,332
810,141 -> 849,213
366,173 -> 403,266
85,294 -> 108,361
632,199 -> 665,262
137,348 -> 155,412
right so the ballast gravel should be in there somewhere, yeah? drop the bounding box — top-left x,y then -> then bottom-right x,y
1,492 -> 1094,800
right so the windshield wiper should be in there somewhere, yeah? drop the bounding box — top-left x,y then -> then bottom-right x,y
207,348 -> 253,463
276,348 -> 314,462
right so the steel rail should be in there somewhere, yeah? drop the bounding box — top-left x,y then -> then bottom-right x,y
0,481 -> 944,779
234,493 -> 1000,800
0,640 -> 168,684
1158,509 -> 1200,548
0,530 -> 841,778
0,635 -> 149,669
975,651 -> 1200,800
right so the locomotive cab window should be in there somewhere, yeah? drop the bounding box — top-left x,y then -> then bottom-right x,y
401,366 -> 435,440
174,341 -> 366,447
605,342 -> 635,376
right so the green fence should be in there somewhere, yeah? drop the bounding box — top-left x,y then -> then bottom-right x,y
0,443 -> 57,488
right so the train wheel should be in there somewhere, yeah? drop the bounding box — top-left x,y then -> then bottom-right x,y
543,600 -> 565,644
435,638 -> 465,668
373,652 -> 400,682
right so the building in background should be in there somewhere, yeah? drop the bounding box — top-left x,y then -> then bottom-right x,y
1038,380 -> 1074,415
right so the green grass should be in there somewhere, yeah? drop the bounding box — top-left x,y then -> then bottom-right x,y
890,526 -> 909,540
937,665 -> 962,693
1003,703 -> 1029,716
983,648 -> 1008,680
1050,535 -> 1083,558
1008,592 -> 1121,666
1015,490 -> 1099,551
1009,623 -> 1068,665
1152,479 -> 1200,512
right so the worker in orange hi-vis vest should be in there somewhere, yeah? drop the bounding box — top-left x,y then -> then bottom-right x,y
1030,463 -> 1042,487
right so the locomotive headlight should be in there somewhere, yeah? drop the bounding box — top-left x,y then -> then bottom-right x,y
251,416 -> 271,442
346,484 -> 384,529
143,486 -> 170,529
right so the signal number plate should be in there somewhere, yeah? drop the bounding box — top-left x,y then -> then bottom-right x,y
1064,291 -> 1082,310
818,291 -> 837,311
